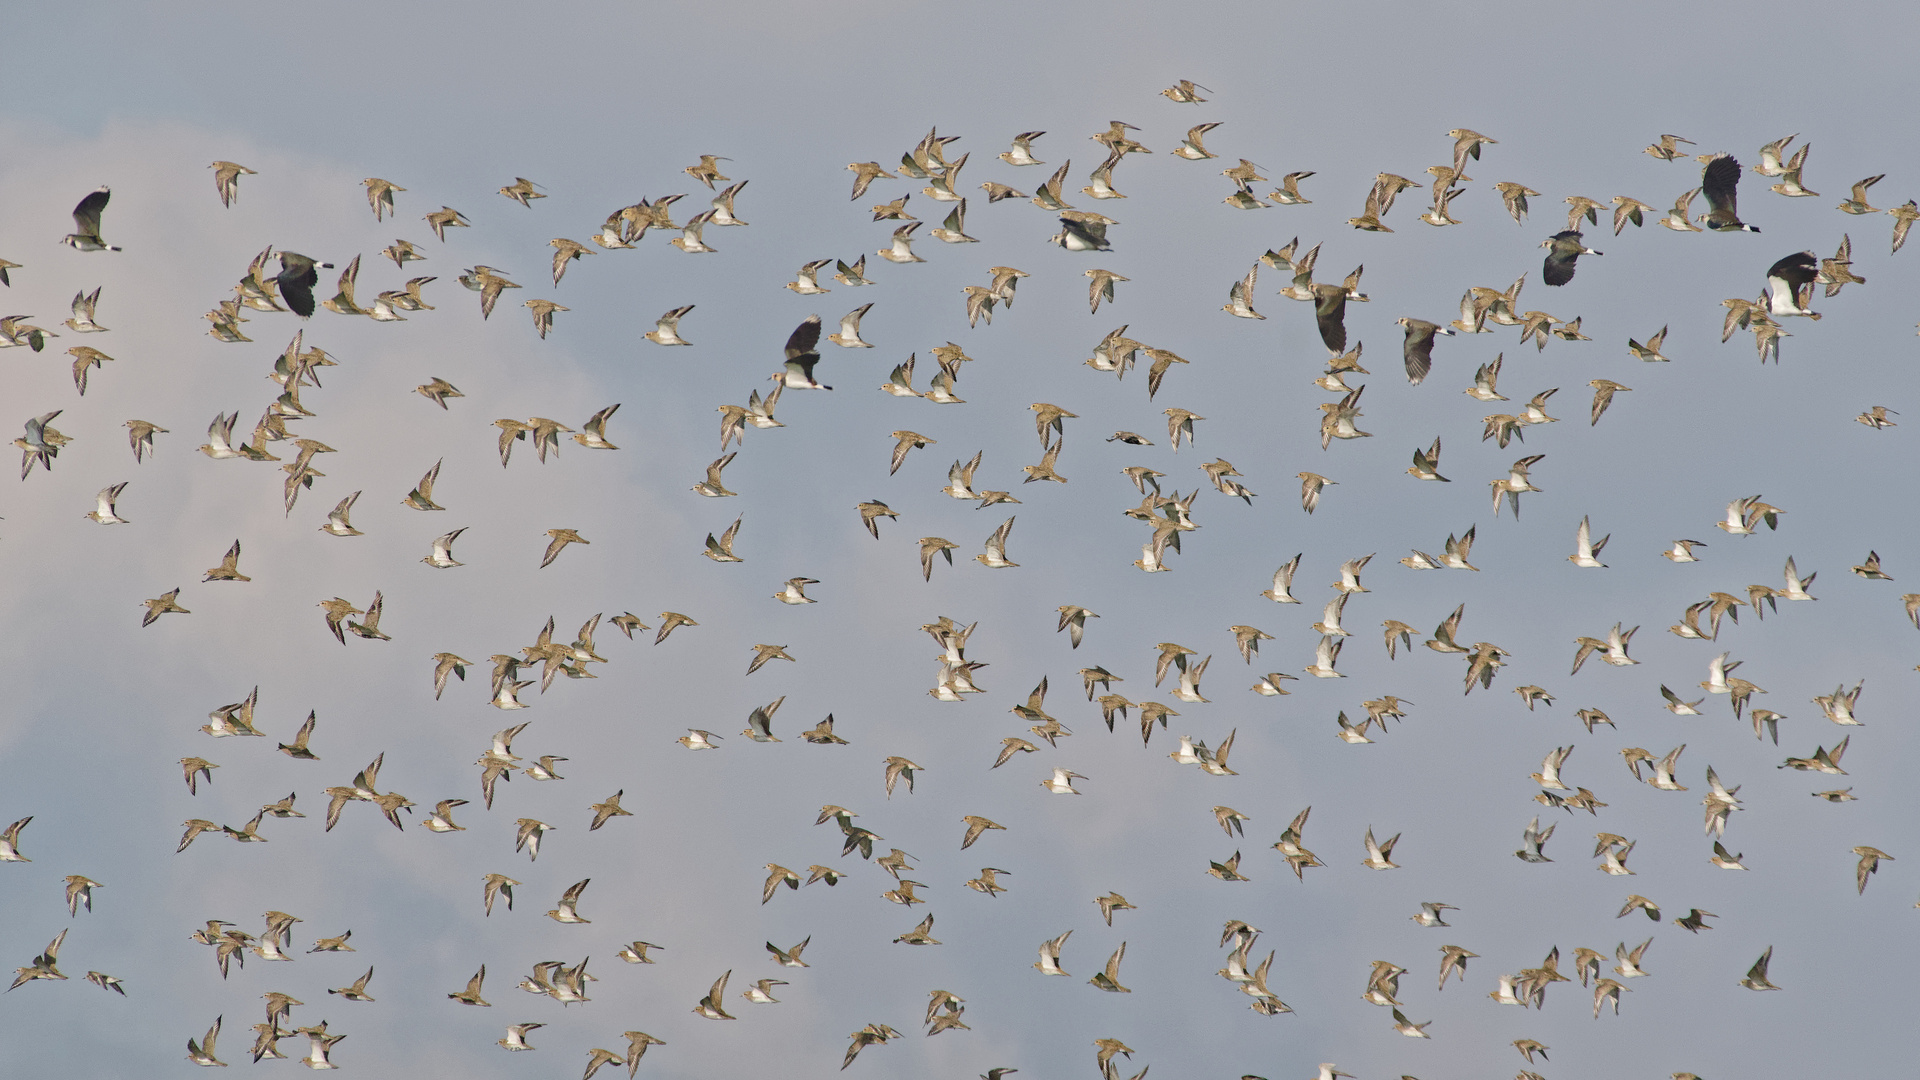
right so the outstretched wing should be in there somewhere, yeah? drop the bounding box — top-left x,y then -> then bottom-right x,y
1542,232 -> 1582,286
1700,155 -> 1742,226
72,188 -> 110,236
1766,251 -> 1817,295
783,315 -> 822,360
1314,290 -> 1347,353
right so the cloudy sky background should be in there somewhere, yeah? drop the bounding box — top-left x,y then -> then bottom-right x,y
2,2 -> 1917,1077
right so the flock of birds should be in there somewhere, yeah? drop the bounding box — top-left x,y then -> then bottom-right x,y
4,75 -> 1918,1079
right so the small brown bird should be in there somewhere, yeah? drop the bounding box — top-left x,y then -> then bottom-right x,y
1298,472 -> 1334,514
447,965 -> 490,1006
142,588 -> 190,627
883,756 -> 923,798
1856,406 -> 1898,430
655,612 -> 698,645
499,178 -> 545,207
1496,181 -> 1542,224
1643,134 -> 1695,162
960,815 -> 1006,850
1094,892 -> 1136,926
540,529 -> 589,569
1588,380 -> 1631,425
1161,79 -> 1210,104
847,162 -> 896,200
1853,846 -> 1894,894
746,644 -> 795,676
412,377 -> 463,410
686,156 -> 731,189
1611,195 -> 1656,235
364,178 -> 405,220
524,299 -> 567,339
125,419 -> 167,462
1673,909 -> 1716,933
202,540 -> 250,582
210,161 -> 255,208
424,206 -> 470,241
549,238 -> 594,285
1086,268 -> 1127,314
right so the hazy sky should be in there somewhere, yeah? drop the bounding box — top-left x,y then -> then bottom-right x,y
3,3 -> 1917,1078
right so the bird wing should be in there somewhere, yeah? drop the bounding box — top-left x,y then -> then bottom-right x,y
1701,156 -> 1742,224
1402,321 -> 1436,383
72,188 -> 110,236
1314,290 -> 1347,353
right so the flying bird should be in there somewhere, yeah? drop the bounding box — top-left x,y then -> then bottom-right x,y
1541,231 -> 1602,285
1700,155 -> 1759,232
61,187 -> 119,251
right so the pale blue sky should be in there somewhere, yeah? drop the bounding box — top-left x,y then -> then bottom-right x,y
1,3 -> 1916,1078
